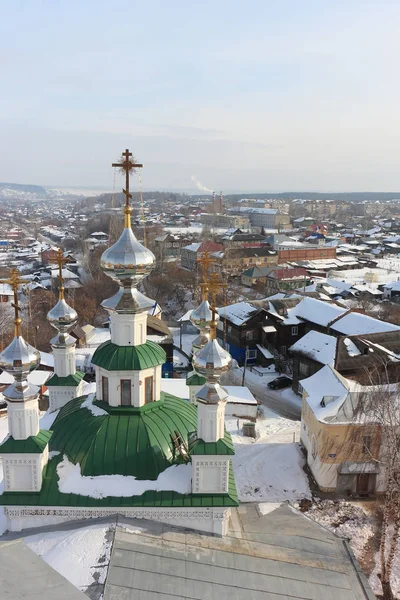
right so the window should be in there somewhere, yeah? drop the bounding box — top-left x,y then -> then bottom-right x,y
291,326 -> 298,336
362,435 -> 372,456
145,376 -> 154,403
280,345 -> 286,355
102,376 -> 109,403
120,379 -> 131,406
247,349 -> 257,359
246,331 -> 253,341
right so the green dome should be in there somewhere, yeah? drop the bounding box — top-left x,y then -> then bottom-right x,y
51,393 -> 197,480
92,340 -> 166,371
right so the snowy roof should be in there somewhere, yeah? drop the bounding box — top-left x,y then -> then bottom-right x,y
331,312 -> 400,335
300,365 -> 349,422
218,302 -> 260,326
289,331 -> 337,366
0,283 -> 13,296
294,297 -> 347,327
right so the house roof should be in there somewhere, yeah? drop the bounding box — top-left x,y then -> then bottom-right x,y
294,297 -> 347,327
300,365 -> 349,422
331,312 -> 400,335
290,331 -> 337,366
218,302 -> 261,326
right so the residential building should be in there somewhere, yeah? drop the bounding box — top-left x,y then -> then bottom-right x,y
180,241 -> 223,271
300,365 -> 385,495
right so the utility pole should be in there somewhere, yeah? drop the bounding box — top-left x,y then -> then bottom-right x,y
242,345 -> 249,386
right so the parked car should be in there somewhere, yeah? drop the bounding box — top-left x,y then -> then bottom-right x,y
267,376 -> 292,390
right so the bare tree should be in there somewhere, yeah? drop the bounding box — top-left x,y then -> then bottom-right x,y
356,369 -> 400,600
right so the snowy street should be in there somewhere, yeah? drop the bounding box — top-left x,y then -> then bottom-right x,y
223,364 -> 302,421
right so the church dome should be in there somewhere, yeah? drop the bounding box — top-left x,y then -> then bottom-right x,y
193,339 -> 232,382
47,298 -> 78,334
100,227 -> 155,287
50,392 -> 197,480
190,300 -> 217,331
0,336 -> 40,377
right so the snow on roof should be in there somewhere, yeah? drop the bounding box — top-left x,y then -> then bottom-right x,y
343,337 -> 362,357
218,302 -> 259,326
40,351 -> 54,367
256,344 -> 274,359
178,309 -> 194,322
300,365 -> 349,421
183,242 -> 201,251
331,312 -> 400,335
0,283 -> 13,295
294,297 -> 347,327
0,369 -> 51,387
289,331 -> 337,366
57,455 -> 192,498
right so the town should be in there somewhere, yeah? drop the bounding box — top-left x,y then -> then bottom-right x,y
0,175 -> 399,599
2,2 -> 400,599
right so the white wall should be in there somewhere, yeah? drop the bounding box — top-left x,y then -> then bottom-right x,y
7,398 -> 39,440
96,365 -> 162,407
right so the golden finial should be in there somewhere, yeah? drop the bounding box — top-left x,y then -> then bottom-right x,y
207,272 -> 228,340
0,268 -> 29,337
112,149 -> 143,229
50,248 -> 69,300
196,251 -> 215,301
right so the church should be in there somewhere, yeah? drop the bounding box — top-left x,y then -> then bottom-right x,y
0,150 -> 238,535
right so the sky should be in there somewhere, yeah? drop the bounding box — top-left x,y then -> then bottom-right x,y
1,0 -> 400,193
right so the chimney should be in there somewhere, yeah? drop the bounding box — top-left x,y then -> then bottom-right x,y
220,191 -> 223,213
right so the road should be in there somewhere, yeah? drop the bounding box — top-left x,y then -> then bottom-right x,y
222,368 -> 301,421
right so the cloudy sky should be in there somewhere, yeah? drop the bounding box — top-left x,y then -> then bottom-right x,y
1,1 -> 400,192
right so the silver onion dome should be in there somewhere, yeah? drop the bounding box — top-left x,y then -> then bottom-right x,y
190,300 -> 219,331
47,298 -> 78,334
101,228 -> 155,287
193,338 -> 232,383
0,336 -> 40,377
0,336 -> 40,401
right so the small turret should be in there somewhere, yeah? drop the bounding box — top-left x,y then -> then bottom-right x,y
46,249 -> 84,411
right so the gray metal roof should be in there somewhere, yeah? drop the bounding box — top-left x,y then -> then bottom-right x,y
0,538 -> 87,600
104,505 -> 375,600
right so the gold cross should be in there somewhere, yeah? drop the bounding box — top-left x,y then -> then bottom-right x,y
112,148 -> 143,228
196,251 -> 215,301
49,248 -> 69,299
0,268 -> 29,337
207,272 -> 228,340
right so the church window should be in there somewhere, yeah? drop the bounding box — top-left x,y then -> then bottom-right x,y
102,376 -> 109,402
145,376 -> 154,403
120,379 -> 131,405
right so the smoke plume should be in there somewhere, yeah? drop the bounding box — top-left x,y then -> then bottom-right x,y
191,175 -> 213,193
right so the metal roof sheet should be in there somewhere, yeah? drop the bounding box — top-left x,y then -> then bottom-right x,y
92,340 -> 166,371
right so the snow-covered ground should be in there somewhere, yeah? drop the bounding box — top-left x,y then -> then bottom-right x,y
228,411 -> 310,503
25,522 -> 113,597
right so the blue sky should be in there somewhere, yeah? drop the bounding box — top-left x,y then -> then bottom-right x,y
1,1 -> 400,192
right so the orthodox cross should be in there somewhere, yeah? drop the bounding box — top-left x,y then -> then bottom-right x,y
112,148 -> 143,228
196,251 -> 215,301
207,271 -> 228,340
0,268 -> 29,337
50,248 -> 69,299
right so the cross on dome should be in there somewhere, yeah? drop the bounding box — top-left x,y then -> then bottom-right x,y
49,248 -> 69,299
112,148 -> 143,228
0,268 -> 29,337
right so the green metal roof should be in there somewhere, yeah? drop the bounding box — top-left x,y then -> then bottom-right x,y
186,372 -> 206,386
0,430 -> 53,454
50,392 -> 197,480
189,430 -> 235,456
46,372 -> 85,387
0,456 -> 238,509
92,340 -> 166,371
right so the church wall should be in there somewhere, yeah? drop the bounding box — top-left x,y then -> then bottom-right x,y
48,382 -> 84,412
192,455 -> 230,494
2,447 -> 48,493
4,505 -> 231,536
110,311 -> 147,346
7,398 -> 39,440
96,366 -> 161,407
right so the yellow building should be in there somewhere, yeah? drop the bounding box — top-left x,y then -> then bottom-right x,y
300,365 -> 384,496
